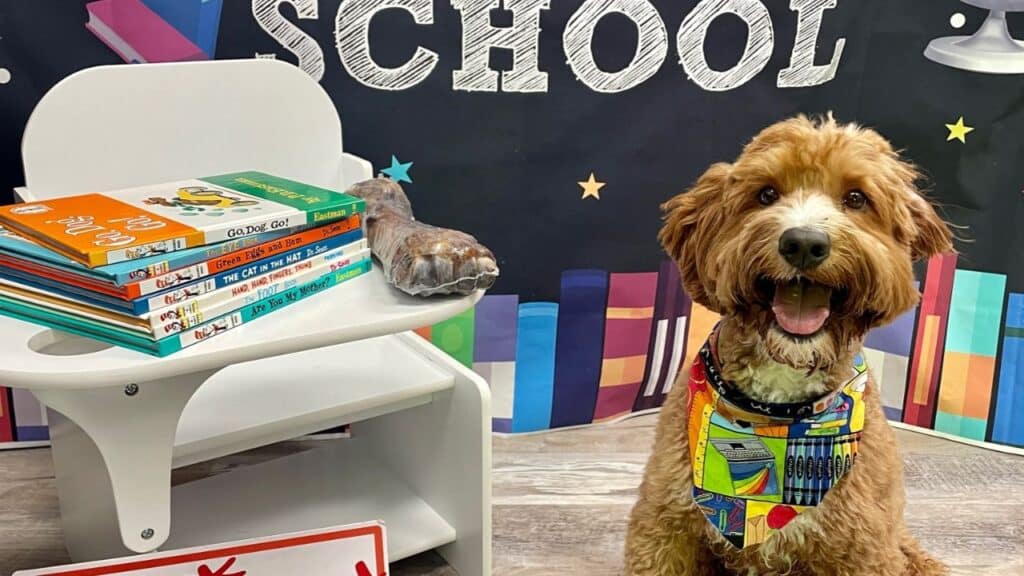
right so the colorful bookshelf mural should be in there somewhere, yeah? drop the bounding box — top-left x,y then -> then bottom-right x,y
5,253 -> 1019,452
409,254 -> 1023,452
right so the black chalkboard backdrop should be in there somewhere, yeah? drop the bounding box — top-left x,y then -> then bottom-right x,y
0,1 -> 1022,442
1,0 -> 1020,300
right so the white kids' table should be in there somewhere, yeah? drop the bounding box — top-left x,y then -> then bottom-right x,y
2,59 -> 491,576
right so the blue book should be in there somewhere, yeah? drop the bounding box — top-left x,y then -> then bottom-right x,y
140,0 -> 223,57
0,224 -> 301,286
0,231 -> 363,315
549,270 -> 609,429
512,303 -> 559,433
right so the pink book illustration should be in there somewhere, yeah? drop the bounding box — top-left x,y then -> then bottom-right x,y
85,0 -> 207,64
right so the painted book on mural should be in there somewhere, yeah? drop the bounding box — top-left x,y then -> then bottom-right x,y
0,171 -> 365,267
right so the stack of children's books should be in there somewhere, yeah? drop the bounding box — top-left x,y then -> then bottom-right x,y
0,171 -> 370,356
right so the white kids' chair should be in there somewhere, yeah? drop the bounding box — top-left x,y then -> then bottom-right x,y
4,59 -> 491,575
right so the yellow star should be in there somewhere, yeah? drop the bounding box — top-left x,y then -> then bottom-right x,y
578,172 -> 606,200
945,116 -> 974,143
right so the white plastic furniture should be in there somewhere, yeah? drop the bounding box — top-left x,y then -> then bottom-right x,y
4,59 -> 492,575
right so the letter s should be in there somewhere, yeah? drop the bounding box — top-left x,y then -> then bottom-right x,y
252,0 -> 326,81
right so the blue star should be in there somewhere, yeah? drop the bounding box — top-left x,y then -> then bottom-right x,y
381,155 -> 414,184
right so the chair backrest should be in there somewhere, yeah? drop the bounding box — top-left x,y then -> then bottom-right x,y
21,59 -> 346,199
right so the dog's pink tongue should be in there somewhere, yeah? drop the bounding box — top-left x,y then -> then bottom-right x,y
772,280 -> 831,336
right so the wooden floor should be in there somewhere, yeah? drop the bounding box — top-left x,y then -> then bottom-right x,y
1,414 -> 1022,575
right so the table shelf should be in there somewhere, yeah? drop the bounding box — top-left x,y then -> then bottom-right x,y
173,335 -> 454,468
167,439 -> 458,562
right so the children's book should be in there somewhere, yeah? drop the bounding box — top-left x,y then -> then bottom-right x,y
12,521 -> 387,576
0,259 -> 373,357
140,0 -> 223,57
0,171 -> 365,267
0,214 -> 361,289
0,244 -> 370,338
85,0 -> 207,64
0,230 -> 364,315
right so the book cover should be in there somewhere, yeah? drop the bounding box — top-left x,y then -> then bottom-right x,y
549,270 -> 609,429
12,521 -> 387,576
0,259 -> 373,357
0,215 -> 360,291
140,0 -> 223,57
85,0 -> 207,64
0,171 -> 365,267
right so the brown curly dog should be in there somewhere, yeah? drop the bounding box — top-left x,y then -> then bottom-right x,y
625,115 -> 953,576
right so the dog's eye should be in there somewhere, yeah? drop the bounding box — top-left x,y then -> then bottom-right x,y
758,187 -> 779,206
843,190 -> 867,210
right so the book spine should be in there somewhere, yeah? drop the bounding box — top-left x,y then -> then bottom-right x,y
150,245 -> 370,335
114,226 -> 311,285
472,295 -> 519,433
99,232 -> 204,266
549,269 -> 609,429
0,388 -> 13,443
511,302 -> 559,433
139,232 -> 363,313
308,200 -> 365,225
592,272 -> 658,423
166,259 -> 372,355
633,261 -> 691,412
127,218 -> 360,297
202,213 -> 309,246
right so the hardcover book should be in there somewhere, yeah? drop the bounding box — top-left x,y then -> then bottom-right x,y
0,171 -> 365,267
85,0 -> 207,64
0,244 -> 371,338
0,215 -> 361,289
0,259 -> 373,357
0,230 -> 365,315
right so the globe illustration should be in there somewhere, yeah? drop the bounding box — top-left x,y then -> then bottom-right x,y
925,0 -> 1024,73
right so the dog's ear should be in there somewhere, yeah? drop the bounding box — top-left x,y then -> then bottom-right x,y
906,192 -> 954,261
659,162 -> 730,311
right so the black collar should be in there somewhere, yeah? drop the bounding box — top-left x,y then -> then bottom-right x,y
699,328 -> 848,422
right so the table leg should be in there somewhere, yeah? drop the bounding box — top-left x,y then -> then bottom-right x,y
34,370 -> 217,561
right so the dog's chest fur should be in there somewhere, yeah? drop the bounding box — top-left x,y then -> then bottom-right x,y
723,360 -> 830,404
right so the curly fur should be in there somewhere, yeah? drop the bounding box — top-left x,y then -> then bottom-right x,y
625,115 -> 953,576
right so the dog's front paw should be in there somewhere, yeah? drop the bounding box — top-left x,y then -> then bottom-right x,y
901,538 -> 949,576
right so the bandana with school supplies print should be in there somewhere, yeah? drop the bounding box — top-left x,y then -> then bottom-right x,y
688,327 -> 868,549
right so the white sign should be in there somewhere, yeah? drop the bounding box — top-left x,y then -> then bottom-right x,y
14,522 -> 388,576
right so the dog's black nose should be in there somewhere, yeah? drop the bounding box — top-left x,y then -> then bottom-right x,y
779,227 -> 830,270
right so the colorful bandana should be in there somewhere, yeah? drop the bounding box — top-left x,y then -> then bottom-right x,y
688,327 -> 868,549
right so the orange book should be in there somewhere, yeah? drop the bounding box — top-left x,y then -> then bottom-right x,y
0,171 -> 364,267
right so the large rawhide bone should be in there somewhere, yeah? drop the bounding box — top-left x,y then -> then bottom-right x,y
346,177 -> 499,296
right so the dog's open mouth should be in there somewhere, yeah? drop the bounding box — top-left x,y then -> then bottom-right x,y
756,277 -> 842,338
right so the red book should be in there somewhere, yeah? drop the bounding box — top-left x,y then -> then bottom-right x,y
0,388 -> 14,443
